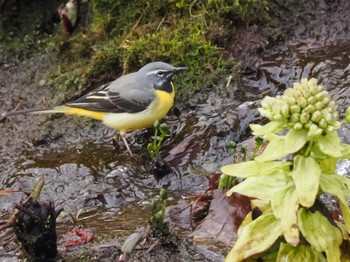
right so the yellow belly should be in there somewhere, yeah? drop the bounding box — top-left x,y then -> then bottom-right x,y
53,85 -> 175,135
103,89 -> 175,135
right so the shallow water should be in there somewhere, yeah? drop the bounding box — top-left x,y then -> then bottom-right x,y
240,41 -> 350,104
2,34 -> 350,262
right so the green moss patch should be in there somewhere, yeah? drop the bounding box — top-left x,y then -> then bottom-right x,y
1,0 -> 272,101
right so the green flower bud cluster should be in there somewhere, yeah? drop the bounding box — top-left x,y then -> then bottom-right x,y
259,78 -> 340,137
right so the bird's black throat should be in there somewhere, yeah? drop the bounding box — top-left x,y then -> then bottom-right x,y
155,79 -> 173,93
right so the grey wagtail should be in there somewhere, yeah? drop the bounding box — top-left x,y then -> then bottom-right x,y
2,61 -> 187,155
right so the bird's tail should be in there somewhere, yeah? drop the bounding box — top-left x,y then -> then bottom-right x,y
1,106 -> 66,118
2,105 -> 104,121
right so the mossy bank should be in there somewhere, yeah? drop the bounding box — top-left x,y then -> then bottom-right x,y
0,0 -> 274,103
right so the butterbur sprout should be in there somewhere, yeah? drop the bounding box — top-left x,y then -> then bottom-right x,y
222,78 -> 350,261
258,78 -> 340,138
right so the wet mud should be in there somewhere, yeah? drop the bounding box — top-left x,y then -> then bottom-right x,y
1,0 -> 350,260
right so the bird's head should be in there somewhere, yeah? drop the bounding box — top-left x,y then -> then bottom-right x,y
138,62 -> 187,93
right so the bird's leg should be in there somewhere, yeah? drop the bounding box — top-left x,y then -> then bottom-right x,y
120,135 -> 133,156
113,133 -> 133,156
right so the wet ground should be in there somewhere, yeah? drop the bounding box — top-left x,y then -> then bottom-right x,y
1,0 -> 350,261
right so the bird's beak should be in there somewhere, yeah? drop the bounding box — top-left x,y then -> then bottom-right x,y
173,67 -> 188,73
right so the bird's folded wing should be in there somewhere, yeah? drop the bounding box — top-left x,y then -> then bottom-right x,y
65,86 -> 155,113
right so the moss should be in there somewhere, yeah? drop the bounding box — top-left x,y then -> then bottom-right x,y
51,0 -> 242,99
83,0 -> 271,96
1,0 -> 272,102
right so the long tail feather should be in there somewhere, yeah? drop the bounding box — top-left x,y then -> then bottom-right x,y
2,105 -> 104,121
1,107 -> 55,117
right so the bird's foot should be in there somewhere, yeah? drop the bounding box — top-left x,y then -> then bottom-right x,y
113,134 -> 133,156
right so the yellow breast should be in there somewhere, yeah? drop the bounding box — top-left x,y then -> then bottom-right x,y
103,84 -> 175,134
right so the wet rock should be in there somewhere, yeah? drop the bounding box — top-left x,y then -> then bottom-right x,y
151,157 -> 173,179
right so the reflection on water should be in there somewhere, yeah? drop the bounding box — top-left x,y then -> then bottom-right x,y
238,41 -> 350,110
1,38 -> 350,260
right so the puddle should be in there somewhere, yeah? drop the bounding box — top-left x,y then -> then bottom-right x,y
2,3 -> 350,260
240,41 -> 350,104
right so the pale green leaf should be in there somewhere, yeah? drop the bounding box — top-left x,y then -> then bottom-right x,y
277,243 -> 326,262
285,128 -> 308,154
339,174 -> 350,189
341,144 -> 350,159
260,246 -> 279,262
227,171 -> 290,200
318,157 -> 339,174
298,208 -> 342,262
225,212 -> 282,262
250,121 -> 283,136
236,211 -> 253,236
317,131 -> 342,158
251,199 -> 272,214
221,160 -> 291,178
271,184 -> 299,246
291,155 -> 321,207
334,220 -> 349,241
320,173 -> 350,233
255,135 -> 288,161
310,143 -> 329,160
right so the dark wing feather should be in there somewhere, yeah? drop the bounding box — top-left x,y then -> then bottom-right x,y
65,81 -> 154,113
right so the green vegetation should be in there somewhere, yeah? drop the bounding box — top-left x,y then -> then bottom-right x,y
31,177 -> 45,200
1,0 -> 272,103
149,188 -> 177,246
55,0 -> 240,99
219,141 -> 239,188
250,136 -> 263,160
83,0 -> 271,97
147,120 -> 169,158
221,78 -> 350,261
220,138 -> 264,189
227,141 -> 238,159
150,188 -> 168,231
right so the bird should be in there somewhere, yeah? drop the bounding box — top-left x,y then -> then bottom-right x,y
2,62 -> 187,155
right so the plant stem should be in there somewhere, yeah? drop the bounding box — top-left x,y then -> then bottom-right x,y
304,141 -> 314,157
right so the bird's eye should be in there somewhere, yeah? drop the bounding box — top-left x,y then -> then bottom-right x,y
157,71 -> 165,77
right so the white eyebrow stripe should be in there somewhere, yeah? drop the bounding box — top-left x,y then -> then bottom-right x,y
146,69 -> 164,76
